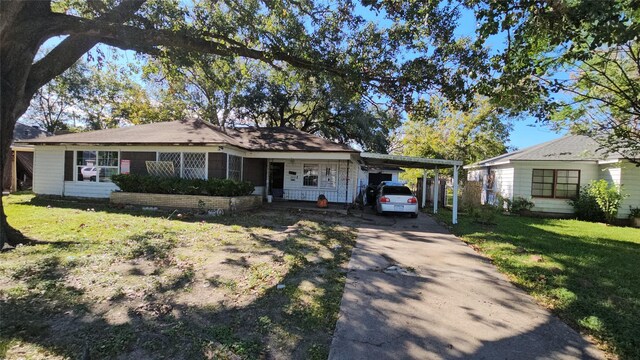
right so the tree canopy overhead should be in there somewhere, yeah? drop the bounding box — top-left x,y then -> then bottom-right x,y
1,0 -> 487,246
470,0 -> 640,160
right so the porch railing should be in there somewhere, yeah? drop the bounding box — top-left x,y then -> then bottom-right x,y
282,189 -> 341,203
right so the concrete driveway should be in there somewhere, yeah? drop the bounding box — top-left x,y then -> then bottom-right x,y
329,212 -> 605,360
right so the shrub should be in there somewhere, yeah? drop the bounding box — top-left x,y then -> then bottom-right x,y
629,207 -> 640,219
507,197 -> 535,215
570,190 -> 605,222
571,180 -> 626,223
468,204 -> 502,225
111,174 -> 255,197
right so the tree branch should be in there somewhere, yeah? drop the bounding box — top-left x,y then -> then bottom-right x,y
25,0 -> 147,100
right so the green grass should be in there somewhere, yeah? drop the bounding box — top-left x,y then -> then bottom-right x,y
435,208 -> 640,359
0,194 -> 357,359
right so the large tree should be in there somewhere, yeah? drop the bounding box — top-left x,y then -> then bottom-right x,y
470,0 -> 640,161
399,96 -> 512,183
23,60 -> 89,133
235,68 -> 400,152
1,0 -> 486,247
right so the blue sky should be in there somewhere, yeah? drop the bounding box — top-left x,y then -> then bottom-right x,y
509,120 -> 563,150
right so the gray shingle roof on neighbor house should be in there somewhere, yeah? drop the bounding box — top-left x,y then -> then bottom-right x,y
18,120 -> 357,153
466,135 -> 624,168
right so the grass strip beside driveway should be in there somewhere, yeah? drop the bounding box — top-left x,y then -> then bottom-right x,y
435,209 -> 640,360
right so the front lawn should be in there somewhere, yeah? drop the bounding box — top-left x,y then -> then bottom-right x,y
0,194 -> 357,359
436,209 -> 640,360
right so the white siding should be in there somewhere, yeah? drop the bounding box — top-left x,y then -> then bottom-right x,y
64,181 -> 119,198
618,162 -> 640,218
277,159 -> 357,203
467,169 -> 484,182
493,166 -> 514,200
513,161 -> 599,214
466,166 -> 512,205
33,147 -> 64,196
599,165 -> 621,185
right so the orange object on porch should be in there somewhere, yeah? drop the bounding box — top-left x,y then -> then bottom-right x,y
317,194 -> 328,208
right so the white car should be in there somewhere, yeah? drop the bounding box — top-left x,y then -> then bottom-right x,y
81,166 -> 97,181
375,183 -> 419,218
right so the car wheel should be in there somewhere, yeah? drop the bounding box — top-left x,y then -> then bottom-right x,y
90,176 -> 97,182
410,213 -> 418,218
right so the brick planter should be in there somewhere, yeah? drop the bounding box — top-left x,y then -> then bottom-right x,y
110,192 -> 262,213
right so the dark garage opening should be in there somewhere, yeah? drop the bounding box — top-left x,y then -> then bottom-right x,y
368,173 -> 392,186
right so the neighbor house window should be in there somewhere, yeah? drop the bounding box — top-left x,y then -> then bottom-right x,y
320,164 -> 337,188
157,152 -> 206,179
303,164 -> 319,187
531,169 -> 579,199
228,155 -> 242,181
76,151 -> 119,182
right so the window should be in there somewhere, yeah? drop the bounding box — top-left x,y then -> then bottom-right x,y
76,151 -> 119,182
157,152 -> 206,179
158,152 -> 181,177
303,164 -> 319,187
320,164 -> 337,188
531,169 -> 579,199
228,155 -> 242,181
183,153 -> 206,179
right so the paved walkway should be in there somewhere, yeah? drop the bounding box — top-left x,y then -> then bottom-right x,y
329,213 -> 605,360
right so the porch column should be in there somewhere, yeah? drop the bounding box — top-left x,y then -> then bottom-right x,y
11,150 -> 17,192
452,165 -> 459,224
265,160 -> 270,199
433,166 -> 439,213
421,169 -> 427,209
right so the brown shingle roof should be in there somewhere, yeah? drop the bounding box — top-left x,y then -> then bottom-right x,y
19,120 -> 357,153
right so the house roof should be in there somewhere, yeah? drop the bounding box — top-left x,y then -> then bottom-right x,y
465,135 -> 624,168
18,120 -> 357,153
360,152 -> 462,169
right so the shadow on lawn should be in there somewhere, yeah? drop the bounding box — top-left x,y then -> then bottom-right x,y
0,212 -> 355,359
451,215 -> 640,359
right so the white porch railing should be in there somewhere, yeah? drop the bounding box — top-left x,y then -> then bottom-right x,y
282,189 -> 341,203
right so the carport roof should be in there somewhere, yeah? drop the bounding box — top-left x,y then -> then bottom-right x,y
360,153 -> 462,169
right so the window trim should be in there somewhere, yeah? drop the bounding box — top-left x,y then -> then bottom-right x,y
302,163 -> 320,188
226,154 -> 243,181
531,168 -> 580,199
156,151 -> 208,179
74,150 -> 121,183
319,163 -> 338,188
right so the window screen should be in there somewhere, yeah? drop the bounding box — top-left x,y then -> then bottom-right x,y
228,155 -> 242,181
303,164 -> 319,187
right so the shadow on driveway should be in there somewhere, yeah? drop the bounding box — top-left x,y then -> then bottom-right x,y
329,212 -> 604,360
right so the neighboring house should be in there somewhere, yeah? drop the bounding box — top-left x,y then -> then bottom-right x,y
465,135 -> 640,219
2,122 -> 49,193
19,120 -> 364,203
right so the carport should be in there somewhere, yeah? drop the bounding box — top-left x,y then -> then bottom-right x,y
360,153 -> 463,224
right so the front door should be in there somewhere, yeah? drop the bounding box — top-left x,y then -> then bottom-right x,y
269,162 -> 285,198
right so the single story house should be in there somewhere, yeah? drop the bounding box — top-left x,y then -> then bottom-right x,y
18,120 -> 405,204
465,135 -> 640,219
3,122 -> 49,193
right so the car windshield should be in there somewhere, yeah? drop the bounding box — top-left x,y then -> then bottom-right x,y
382,186 -> 413,195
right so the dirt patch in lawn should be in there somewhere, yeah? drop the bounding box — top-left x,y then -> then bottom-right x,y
0,194 -> 360,359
